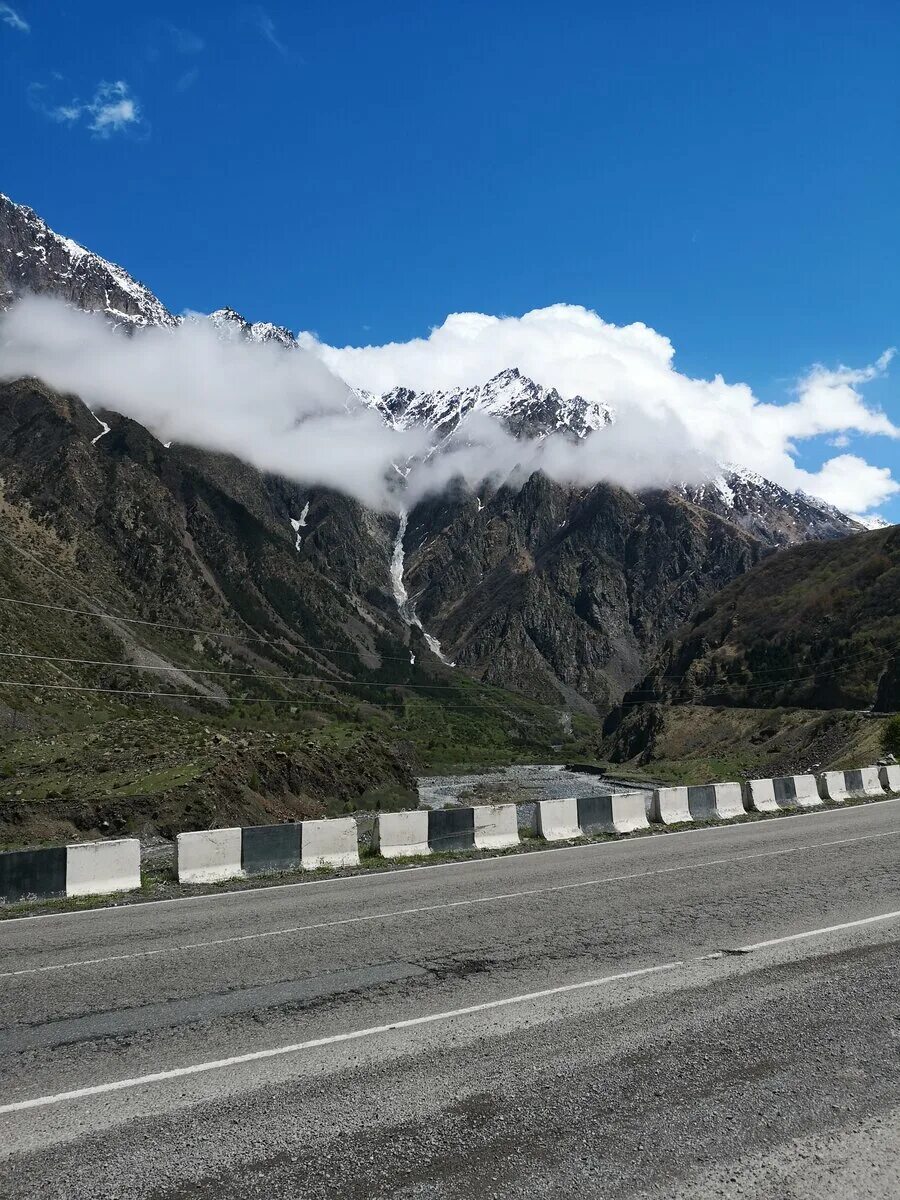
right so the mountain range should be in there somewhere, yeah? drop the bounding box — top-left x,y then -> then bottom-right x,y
0,190 -> 870,720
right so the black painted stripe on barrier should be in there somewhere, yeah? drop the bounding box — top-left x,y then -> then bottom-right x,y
687,784 -> 717,818
576,794 -> 613,835
0,846 -> 67,903
773,776 -> 797,804
844,769 -> 864,795
428,808 -> 475,852
241,823 -> 302,875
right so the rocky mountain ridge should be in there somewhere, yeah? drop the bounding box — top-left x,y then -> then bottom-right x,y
0,193 -> 175,329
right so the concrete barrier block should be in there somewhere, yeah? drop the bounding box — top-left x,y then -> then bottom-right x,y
650,787 -> 691,824
177,827 -> 243,884
301,817 -> 359,870
536,797 -> 581,841
743,779 -> 779,813
577,792 -> 649,835
878,764 -> 900,793
791,775 -> 823,808
0,846 -> 67,903
817,771 -> 849,801
857,766 -> 885,797
66,838 -> 141,897
687,782 -> 744,820
714,783 -> 745,818
823,768 -> 884,801
473,804 -> 519,850
241,822 -> 301,875
428,808 -> 476,853
374,811 -> 430,858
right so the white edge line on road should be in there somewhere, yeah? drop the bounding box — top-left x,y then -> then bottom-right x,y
5,900 -> 900,1116
3,829 -> 899,978
732,908 -> 900,953
0,959 -> 689,1115
2,795 -> 898,929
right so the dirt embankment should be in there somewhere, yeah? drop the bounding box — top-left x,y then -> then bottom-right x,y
0,727 -> 419,849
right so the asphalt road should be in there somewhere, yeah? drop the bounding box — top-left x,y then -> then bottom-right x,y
1,801 -> 899,1198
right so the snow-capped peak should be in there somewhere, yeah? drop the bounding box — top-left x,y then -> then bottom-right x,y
0,192 -> 176,328
355,367 -> 613,441
207,306 -> 296,348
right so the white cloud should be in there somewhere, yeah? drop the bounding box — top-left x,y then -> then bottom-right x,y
1,297 -> 896,518
0,297 -> 428,510
86,81 -> 141,136
304,304 -> 899,514
0,3 -> 28,33
30,79 -> 143,138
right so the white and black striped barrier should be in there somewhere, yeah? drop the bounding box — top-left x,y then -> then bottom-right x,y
879,764 -> 900,792
0,838 -> 141,903
373,804 -> 519,859
177,817 -> 359,884
536,792 -> 649,840
816,767 -> 884,802
649,782 -> 747,825
743,774 -> 822,812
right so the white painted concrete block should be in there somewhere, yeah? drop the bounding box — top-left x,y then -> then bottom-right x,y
374,811 -> 431,858
473,804 -> 519,850
536,797 -> 581,841
817,772 -> 849,802
66,838 -> 141,897
878,764 -> 900,793
606,791 -> 651,834
650,787 -> 691,825
713,783 -> 745,819
858,766 -> 885,797
301,817 -> 360,870
743,779 -> 779,813
791,775 -> 823,808
177,827 -> 243,884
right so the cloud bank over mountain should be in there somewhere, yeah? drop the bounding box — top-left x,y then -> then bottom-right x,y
305,304 -> 899,514
1,296 -> 896,515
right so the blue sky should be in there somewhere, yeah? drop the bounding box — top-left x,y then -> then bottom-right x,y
2,0 -> 899,517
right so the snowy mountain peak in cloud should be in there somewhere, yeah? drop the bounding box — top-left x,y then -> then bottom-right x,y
0,191 -> 892,532
355,366 -> 614,441
207,306 -> 297,349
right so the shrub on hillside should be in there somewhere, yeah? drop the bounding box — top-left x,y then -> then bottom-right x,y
881,714 -> 900,757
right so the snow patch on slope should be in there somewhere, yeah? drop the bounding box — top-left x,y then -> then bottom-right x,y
390,511 -> 454,666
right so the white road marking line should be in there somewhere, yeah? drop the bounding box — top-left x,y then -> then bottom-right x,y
1,795 -> 897,928
731,908 -> 900,953
3,829 -> 899,978
0,959 -> 688,1115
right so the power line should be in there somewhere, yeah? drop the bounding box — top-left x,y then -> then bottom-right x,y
0,649 -> 490,692
0,527 -> 442,665
0,676 -> 547,715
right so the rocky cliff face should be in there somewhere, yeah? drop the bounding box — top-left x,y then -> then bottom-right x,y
402,475 -> 762,711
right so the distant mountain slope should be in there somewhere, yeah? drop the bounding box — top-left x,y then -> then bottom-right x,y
609,524 -> 900,721
402,474 -> 763,711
